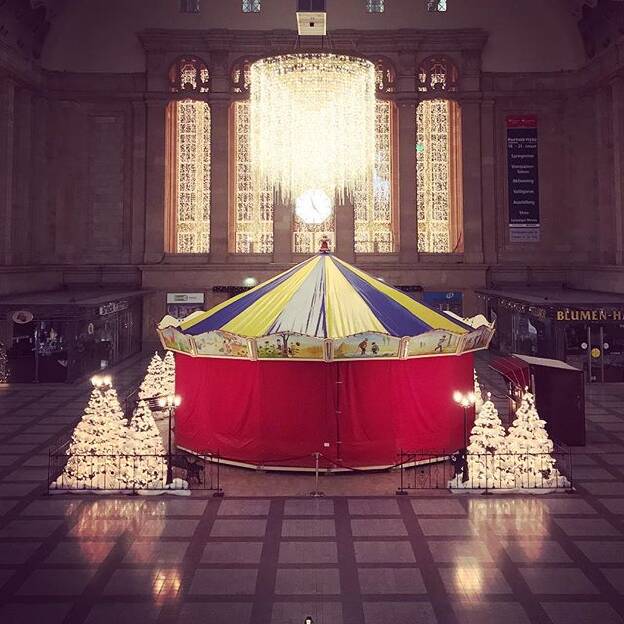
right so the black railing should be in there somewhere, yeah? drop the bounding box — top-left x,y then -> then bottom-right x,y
396,448 -> 573,494
122,386 -> 166,420
48,449 -> 223,495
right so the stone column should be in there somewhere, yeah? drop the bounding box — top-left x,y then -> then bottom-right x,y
335,195 -> 355,263
130,99 -> 147,265
209,98 -> 230,263
0,78 -> 15,265
397,99 -> 418,264
12,87 -> 33,265
480,98 -> 497,265
272,195 -> 292,264
595,86 -> 614,264
460,98 -> 484,264
611,77 -> 624,265
143,97 -> 168,263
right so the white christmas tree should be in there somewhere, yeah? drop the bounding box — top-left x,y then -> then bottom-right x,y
123,400 -> 167,489
53,384 -> 128,490
499,390 -> 569,489
474,370 -> 484,413
162,350 -> 176,396
139,352 -> 165,400
450,396 -> 506,489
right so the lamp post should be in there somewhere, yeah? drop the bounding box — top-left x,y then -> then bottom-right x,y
158,394 -> 181,483
452,390 -> 476,449
91,374 -> 112,392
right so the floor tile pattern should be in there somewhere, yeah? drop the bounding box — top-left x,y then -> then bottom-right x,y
0,353 -> 623,622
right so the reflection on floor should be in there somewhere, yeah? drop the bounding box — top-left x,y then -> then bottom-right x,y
0,352 -> 623,623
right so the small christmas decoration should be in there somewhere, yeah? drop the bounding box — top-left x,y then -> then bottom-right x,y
450,395 -> 506,489
139,352 -> 165,400
53,384 -> 128,490
473,370 -> 484,414
499,390 -> 569,489
123,400 -> 167,489
163,350 -> 176,396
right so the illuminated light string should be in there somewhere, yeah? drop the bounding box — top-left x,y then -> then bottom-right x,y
249,53 -> 376,206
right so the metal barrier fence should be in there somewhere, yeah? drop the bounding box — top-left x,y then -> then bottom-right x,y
48,447 -> 223,495
396,449 -> 574,494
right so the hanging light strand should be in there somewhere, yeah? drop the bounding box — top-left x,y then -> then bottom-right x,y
250,53 -> 376,205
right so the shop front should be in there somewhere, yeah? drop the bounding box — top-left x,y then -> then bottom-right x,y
477,287 -> 624,383
0,289 -> 148,383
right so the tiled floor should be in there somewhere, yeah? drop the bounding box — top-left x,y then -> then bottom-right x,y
0,353 -> 623,623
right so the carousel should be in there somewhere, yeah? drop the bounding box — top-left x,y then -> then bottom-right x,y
158,251 -> 493,470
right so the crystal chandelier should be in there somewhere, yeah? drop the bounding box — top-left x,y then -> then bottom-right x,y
250,53 -> 376,204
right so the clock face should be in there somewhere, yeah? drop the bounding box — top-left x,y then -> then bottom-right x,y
295,189 -> 333,225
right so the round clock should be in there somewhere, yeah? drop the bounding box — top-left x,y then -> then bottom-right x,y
295,189 -> 333,225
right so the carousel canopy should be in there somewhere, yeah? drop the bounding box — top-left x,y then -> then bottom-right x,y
178,253 -> 470,339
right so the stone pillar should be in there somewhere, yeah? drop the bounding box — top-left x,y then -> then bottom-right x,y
130,100 -> 147,265
460,98 -> 484,264
143,97 -> 168,263
209,98 -> 230,263
611,77 -> 624,265
335,196 -> 355,263
397,99 -> 418,264
31,95 -> 49,264
595,86 -> 614,264
0,78 -> 15,265
480,98 -> 497,265
272,195 -> 292,264
12,88 -> 33,265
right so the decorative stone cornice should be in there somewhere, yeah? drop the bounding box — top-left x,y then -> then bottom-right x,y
137,28 -> 489,56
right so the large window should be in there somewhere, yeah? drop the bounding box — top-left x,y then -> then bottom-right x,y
354,100 -> 394,253
416,56 -> 462,253
232,101 -> 273,253
416,99 -> 462,253
167,57 -> 211,253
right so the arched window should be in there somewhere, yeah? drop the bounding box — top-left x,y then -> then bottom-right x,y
416,98 -> 463,253
166,57 -> 211,254
230,56 -> 396,255
231,57 -> 253,95
418,55 -> 458,93
169,56 -> 210,94
374,57 -> 396,95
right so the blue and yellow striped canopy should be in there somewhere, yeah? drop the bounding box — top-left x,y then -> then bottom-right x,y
180,254 -> 470,340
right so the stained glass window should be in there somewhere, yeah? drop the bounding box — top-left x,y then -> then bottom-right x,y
231,58 -> 253,95
233,101 -> 273,253
418,56 -> 457,93
242,0 -> 261,12
169,57 -> 209,94
354,101 -> 394,253
416,99 -> 462,253
367,0 -> 384,12
174,100 -> 211,253
374,57 -> 396,94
